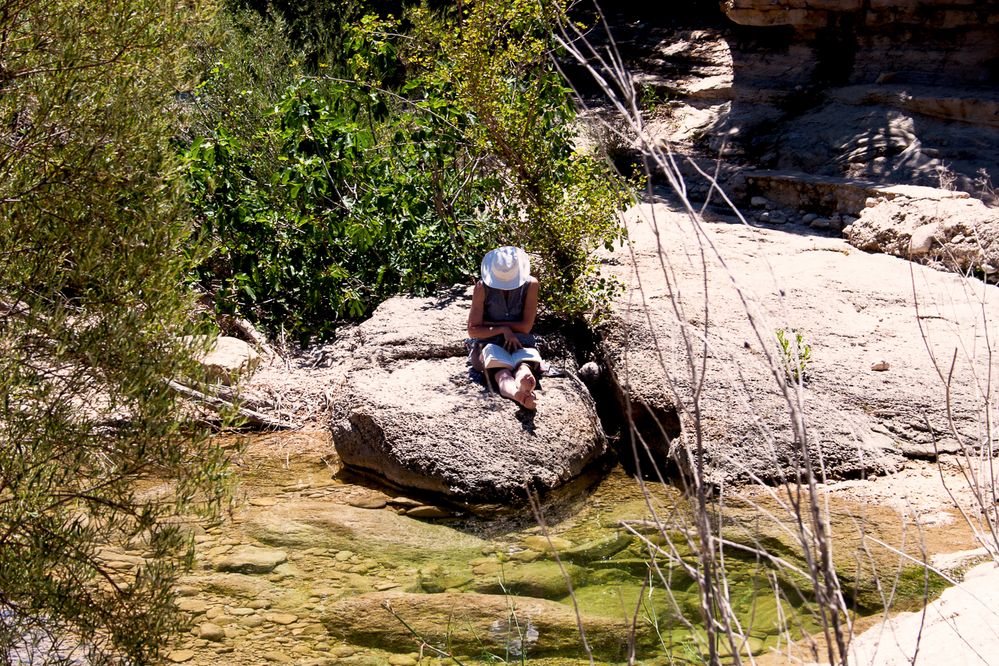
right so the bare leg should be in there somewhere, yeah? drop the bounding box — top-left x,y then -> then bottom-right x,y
513,363 -> 537,409
495,367 -> 536,410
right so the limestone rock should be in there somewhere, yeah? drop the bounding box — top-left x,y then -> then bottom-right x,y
845,192 -> 999,279
214,546 -> 288,574
196,336 -> 261,385
198,622 -> 225,642
330,290 -> 607,504
600,203 -> 997,484
322,591 -> 642,659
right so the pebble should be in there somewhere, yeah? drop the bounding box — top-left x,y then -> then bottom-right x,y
176,599 -> 208,615
215,546 -> 288,574
174,585 -> 200,597
249,497 -> 279,507
871,360 -> 890,371
374,581 -> 401,591
347,492 -> 389,510
802,213 -> 818,224
510,549 -> 542,562
166,650 -> 195,663
334,550 -> 354,562
388,496 -> 422,509
330,646 -> 356,658
239,615 -> 265,628
247,599 -> 271,610
204,606 -> 224,620
198,623 -> 225,642
405,505 -> 452,519
229,607 -> 256,616
106,560 -> 136,571
265,612 -> 299,625
262,651 -> 293,663
521,535 -> 573,552
388,655 -> 418,666
750,196 -> 769,207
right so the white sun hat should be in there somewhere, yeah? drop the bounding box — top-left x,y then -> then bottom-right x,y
480,246 -> 530,290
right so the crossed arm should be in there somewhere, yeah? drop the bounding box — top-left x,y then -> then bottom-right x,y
467,278 -> 539,351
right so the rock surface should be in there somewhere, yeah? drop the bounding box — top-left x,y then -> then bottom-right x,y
824,560 -> 999,666
600,203 -> 998,484
584,4 -> 999,213
196,335 -> 261,385
845,189 -> 999,279
322,591 -> 639,659
329,289 -> 607,503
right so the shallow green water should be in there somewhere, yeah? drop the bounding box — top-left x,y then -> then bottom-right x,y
185,434 -> 943,666
437,467 -> 822,663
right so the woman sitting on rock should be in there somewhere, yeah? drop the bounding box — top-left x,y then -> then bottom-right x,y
467,246 -> 542,410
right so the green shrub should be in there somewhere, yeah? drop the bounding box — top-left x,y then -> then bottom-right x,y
417,0 -> 631,320
185,2 -> 632,340
776,329 -> 812,382
0,0 -> 229,661
184,13 -> 496,340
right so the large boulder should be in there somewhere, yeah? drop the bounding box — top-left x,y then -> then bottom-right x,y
845,189 -> 999,279
329,289 -> 607,504
600,203 -> 998,484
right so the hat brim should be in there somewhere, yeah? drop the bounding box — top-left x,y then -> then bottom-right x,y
481,247 -> 530,290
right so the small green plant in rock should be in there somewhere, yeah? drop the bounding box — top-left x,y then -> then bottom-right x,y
776,329 -> 811,382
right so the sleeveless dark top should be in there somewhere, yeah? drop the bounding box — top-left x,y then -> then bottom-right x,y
467,282 -> 538,367
483,283 -> 527,323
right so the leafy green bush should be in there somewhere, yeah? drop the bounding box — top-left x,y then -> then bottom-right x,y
185,2 -> 632,340
418,0 -> 631,319
184,14 -> 496,340
0,0 -> 229,661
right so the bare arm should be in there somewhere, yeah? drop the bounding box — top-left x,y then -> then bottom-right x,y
467,278 -> 539,350
482,277 -> 538,334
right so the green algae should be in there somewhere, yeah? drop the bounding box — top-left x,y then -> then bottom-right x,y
201,436 -> 962,666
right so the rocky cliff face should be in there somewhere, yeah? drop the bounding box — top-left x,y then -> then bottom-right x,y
591,0 -> 999,209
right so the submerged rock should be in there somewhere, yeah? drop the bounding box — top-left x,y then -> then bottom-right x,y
322,591 -> 640,659
329,289 -> 607,504
471,560 -> 586,598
